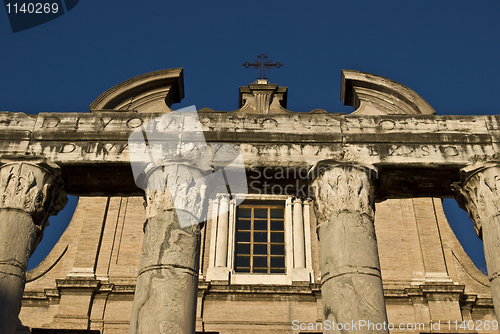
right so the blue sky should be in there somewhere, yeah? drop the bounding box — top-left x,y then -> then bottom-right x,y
1,1 -> 498,272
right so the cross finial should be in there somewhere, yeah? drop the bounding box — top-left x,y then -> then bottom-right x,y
242,54 -> 283,80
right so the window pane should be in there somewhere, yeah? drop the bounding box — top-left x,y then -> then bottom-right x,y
238,208 -> 251,218
270,209 -> 284,219
271,244 -> 285,256
236,256 -> 250,268
254,208 -> 268,219
237,232 -> 250,242
253,256 -> 267,268
254,220 -> 267,231
271,232 -> 284,243
270,220 -> 284,231
254,231 -> 267,243
254,244 -> 267,255
235,202 -> 286,274
271,256 -> 285,268
236,243 -> 250,255
237,219 -> 251,230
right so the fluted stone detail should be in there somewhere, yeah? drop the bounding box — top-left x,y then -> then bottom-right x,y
0,159 -> 66,334
130,163 -> 207,334
455,162 -> 500,321
310,161 -> 388,334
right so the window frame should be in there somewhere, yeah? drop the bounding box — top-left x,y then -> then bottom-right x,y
206,193 -> 314,285
234,203 -> 286,274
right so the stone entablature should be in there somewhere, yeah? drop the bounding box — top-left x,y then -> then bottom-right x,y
1,111 -> 498,199
1,112 -> 495,165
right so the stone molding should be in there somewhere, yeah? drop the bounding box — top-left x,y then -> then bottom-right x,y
0,159 -> 67,227
309,161 -> 377,227
341,70 -> 436,115
237,81 -> 289,114
89,68 -> 184,113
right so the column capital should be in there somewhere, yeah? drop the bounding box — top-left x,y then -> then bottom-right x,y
308,160 -> 377,224
455,161 -> 500,238
0,158 -> 67,226
143,162 -> 208,227
217,193 -> 230,203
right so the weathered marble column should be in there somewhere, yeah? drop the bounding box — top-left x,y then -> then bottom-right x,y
129,163 -> 207,334
0,159 -> 66,334
455,162 -> 500,321
309,161 -> 388,333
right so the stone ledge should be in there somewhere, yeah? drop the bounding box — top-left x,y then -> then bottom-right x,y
55,279 -> 100,291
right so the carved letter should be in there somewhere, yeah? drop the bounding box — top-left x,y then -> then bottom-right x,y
41,116 -> 60,128
59,143 -> 76,154
99,117 -> 113,129
127,117 -> 144,129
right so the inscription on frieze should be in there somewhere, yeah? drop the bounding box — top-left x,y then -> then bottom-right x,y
32,113 -> 160,141
348,143 -> 499,163
342,115 -> 488,134
38,115 -> 146,129
198,113 -> 342,133
27,141 -> 130,160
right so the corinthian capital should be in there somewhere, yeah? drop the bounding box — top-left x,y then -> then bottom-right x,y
309,161 -> 377,224
143,163 -> 207,226
0,159 -> 67,225
455,162 -> 500,238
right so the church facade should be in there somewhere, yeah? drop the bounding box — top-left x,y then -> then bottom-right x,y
0,69 -> 498,333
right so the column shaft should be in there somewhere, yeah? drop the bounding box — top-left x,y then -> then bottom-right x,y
310,162 -> 388,334
0,210 -> 37,333
129,164 -> 206,334
456,163 -> 500,321
0,160 -> 66,334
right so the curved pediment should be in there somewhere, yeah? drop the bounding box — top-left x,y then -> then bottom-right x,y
341,70 -> 436,115
90,68 -> 184,113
